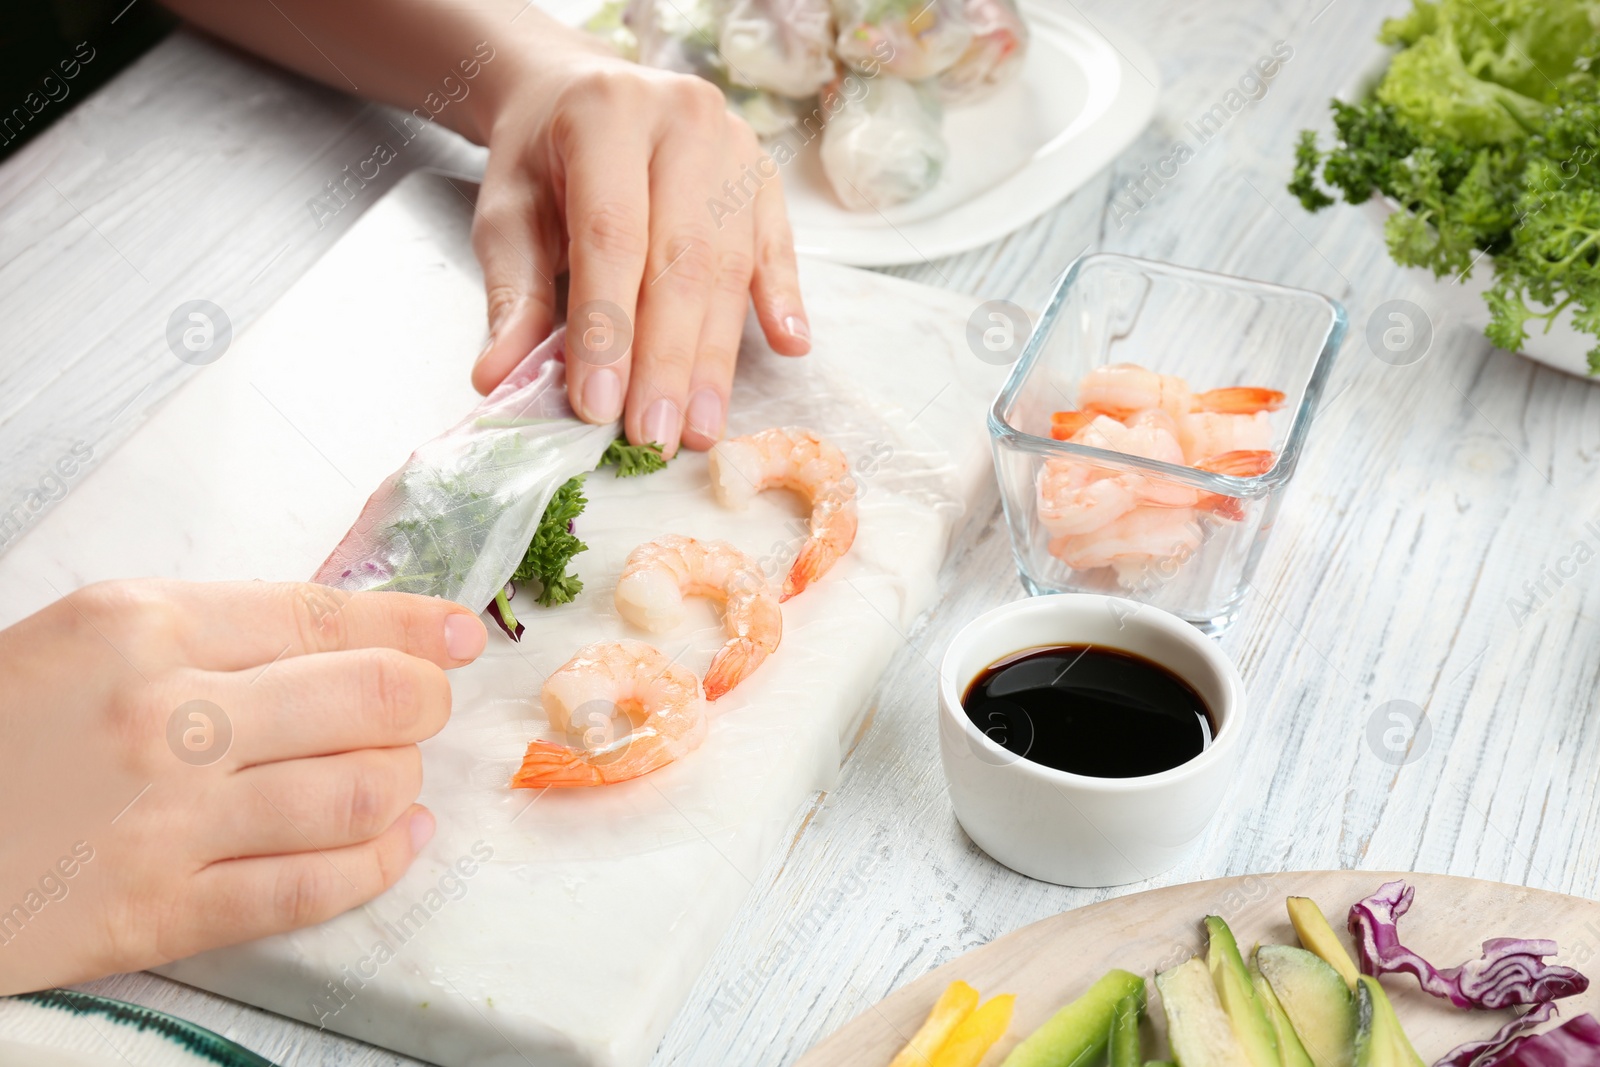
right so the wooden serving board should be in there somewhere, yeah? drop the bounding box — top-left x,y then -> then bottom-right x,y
798,871 -> 1600,1066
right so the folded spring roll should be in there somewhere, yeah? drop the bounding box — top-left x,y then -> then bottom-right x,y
936,0 -> 1028,104
832,0 -> 972,80
819,73 -> 947,210
616,0 -> 813,139
718,0 -> 836,98
625,0 -> 726,77
313,330 -> 618,611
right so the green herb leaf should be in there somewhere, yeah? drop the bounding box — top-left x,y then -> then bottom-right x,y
505,437 -> 675,611
599,438 -> 669,477
513,475 -> 590,606
1288,0 -> 1600,374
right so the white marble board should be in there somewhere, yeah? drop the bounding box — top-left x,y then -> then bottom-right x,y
0,171 -> 1008,1066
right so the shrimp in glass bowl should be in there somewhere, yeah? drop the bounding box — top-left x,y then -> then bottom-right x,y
614,534 -> 781,701
989,254 -> 1345,633
513,640 -> 706,789
708,427 -> 858,601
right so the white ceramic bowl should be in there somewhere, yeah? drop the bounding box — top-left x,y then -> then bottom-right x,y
938,594 -> 1246,887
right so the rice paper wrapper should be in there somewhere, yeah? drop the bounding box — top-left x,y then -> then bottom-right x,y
832,0 -> 972,80
718,0 -> 836,98
937,0 -> 1028,105
313,329 -> 619,611
820,74 -> 947,210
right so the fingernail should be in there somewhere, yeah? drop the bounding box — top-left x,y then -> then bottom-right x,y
409,808 -> 436,853
583,368 -> 623,422
686,388 -> 725,441
444,613 -> 487,661
783,314 -> 810,343
643,398 -> 682,455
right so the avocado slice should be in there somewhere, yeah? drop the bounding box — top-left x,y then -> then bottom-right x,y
1257,945 -> 1356,1067
1353,976 -> 1425,1067
1156,957 -> 1248,1067
1203,917 -> 1281,1067
1001,969 -> 1144,1067
1286,897 -> 1360,988
1251,955 -> 1314,1067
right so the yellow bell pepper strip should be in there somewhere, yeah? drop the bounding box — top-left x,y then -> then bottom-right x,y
888,980 -> 981,1067
931,993 -> 1017,1067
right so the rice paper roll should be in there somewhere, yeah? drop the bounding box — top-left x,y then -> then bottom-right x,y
936,0 -> 1028,104
584,0 -> 640,60
727,86 -> 812,139
625,0 -> 726,79
832,0 -> 972,80
718,0 -> 835,97
619,0 -> 812,140
819,74 -> 947,210
313,329 -> 618,612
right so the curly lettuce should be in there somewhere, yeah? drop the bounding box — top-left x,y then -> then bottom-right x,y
1290,0 -> 1600,372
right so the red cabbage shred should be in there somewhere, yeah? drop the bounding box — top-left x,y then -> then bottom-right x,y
1348,881 -> 1588,1010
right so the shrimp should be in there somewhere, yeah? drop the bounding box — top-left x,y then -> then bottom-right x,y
1077,364 -> 1194,420
1036,413 -> 1200,536
1036,457 -> 1139,536
614,534 -> 781,701
1177,410 -> 1274,465
1193,449 -> 1276,521
1048,506 -> 1204,570
1193,386 -> 1284,413
1079,363 -> 1285,422
512,640 -> 705,788
708,427 -> 857,601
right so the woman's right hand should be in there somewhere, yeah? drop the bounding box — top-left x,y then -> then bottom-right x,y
0,579 -> 487,995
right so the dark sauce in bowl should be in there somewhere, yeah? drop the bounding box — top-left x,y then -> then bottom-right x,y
961,644 -> 1214,778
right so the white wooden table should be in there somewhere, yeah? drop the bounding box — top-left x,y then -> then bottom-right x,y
4,3 -> 1599,1065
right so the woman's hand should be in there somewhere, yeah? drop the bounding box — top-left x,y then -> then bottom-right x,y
0,580 -> 487,995
156,0 -> 810,456
466,23 -> 812,456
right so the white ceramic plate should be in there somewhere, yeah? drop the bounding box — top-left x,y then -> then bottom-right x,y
535,0 -> 1159,267
787,3 -> 1159,265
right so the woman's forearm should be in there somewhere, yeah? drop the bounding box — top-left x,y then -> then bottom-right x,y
157,0 -> 590,144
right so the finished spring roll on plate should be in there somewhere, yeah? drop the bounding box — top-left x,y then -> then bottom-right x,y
832,0 -> 972,80
819,74 -> 947,210
936,0 -> 1028,104
718,0 -> 836,98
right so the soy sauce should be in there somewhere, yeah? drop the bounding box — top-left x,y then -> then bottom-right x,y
962,645 -> 1213,778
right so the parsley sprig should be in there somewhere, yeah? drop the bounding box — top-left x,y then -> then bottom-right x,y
488,438 -> 670,638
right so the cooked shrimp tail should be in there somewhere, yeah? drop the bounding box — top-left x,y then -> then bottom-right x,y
783,496 -> 858,600
1193,387 -> 1284,413
1196,449 -> 1276,477
1049,409 -> 1096,440
513,732 -> 672,787
705,637 -> 768,701
1194,449 -> 1276,521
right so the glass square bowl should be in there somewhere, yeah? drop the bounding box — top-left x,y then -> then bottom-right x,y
989,253 -> 1347,634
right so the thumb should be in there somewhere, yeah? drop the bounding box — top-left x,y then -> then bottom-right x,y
469,181 -> 559,395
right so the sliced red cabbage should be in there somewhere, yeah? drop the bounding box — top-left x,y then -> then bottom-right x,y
1470,1013 -> 1600,1066
1434,1002 -> 1557,1067
1348,881 -> 1589,1010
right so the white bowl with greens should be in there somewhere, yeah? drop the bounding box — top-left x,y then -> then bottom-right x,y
1290,0 -> 1600,379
